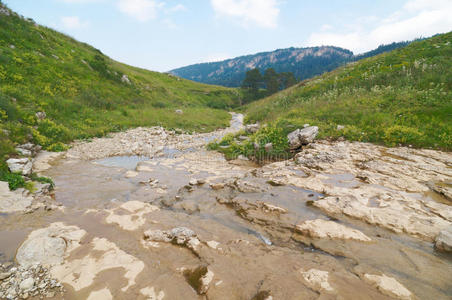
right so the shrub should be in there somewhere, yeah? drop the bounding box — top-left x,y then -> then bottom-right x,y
383,125 -> 424,146
0,171 -> 25,190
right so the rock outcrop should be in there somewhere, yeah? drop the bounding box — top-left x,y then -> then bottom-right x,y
364,274 -> 412,300
287,126 -> 319,149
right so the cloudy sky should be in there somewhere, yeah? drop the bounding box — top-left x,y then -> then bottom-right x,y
4,0 -> 452,72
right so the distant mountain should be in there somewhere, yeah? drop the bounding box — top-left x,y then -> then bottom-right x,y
170,42 -> 412,87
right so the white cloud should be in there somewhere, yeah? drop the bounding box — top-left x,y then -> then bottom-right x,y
60,16 -> 89,29
117,0 -> 164,22
167,4 -> 186,13
307,0 -> 452,53
58,0 -> 105,3
211,0 -> 280,28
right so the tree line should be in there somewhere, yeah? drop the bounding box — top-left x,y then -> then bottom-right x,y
241,68 -> 297,104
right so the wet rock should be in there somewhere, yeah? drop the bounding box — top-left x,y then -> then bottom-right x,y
6,158 -> 33,176
210,183 -> 225,190
435,225 -> 452,252
105,201 -> 159,231
125,170 -> 138,178
245,123 -> 260,134
295,219 -> 371,242
427,181 -> 452,202
262,203 -> 287,214
287,126 -> 319,149
184,266 -> 214,295
299,268 -> 334,293
364,274 -> 412,300
251,290 -> 273,300
144,227 -> 202,253
33,151 -> 65,174
16,223 -> 86,268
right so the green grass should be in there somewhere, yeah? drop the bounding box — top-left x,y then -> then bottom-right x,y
0,2 -> 240,186
243,32 -> 452,151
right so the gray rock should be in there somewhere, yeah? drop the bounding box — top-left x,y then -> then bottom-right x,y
287,126 -> 319,149
245,123 -> 260,134
19,278 -> 34,291
264,143 -> 273,152
435,225 -> 452,252
121,74 -> 131,84
6,158 -> 32,176
0,272 -> 11,280
35,112 -> 46,120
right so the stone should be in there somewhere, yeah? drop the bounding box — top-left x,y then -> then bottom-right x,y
287,126 -> 319,149
435,225 -> 452,252
124,170 -> 138,178
175,109 -> 183,115
262,203 -> 287,214
300,269 -> 334,293
121,74 -> 131,84
206,240 -> 220,249
184,266 -> 214,295
264,143 -> 273,152
245,123 -> 260,134
16,223 -> 86,268
296,219 -> 371,242
337,125 -> 345,130
364,274 -> 412,300
19,278 -> 34,291
6,158 -> 33,176
210,183 -> 225,190
0,272 -> 11,280
0,181 -> 33,213
35,112 -> 46,120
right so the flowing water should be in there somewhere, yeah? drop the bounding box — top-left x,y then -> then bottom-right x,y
1,113 -> 451,299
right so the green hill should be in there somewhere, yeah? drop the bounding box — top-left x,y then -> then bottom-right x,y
210,32 -> 451,160
0,3 -> 239,179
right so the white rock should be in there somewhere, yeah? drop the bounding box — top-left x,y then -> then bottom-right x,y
121,74 -> 131,84
0,181 -> 33,213
435,225 -> 452,252
19,278 -> 34,291
300,269 -> 334,293
16,223 -> 86,268
125,170 -> 138,178
296,219 -> 371,242
206,240 -> 220,249
199,269 -> 214,294
6,158 -> 32,176
287,126 -> 319,149
364,274 -> 412,300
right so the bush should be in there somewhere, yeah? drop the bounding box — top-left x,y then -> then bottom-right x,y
31,173 -> 55,189
0,171 -> 25,190
36,119 -> 71,146
383,125 -> 424,146
47,142 -> 68,152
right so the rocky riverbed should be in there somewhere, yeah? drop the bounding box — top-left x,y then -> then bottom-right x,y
0,112 -> 451,299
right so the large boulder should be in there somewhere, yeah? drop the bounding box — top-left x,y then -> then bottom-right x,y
435,225 -> 452,252
6,158 -> 32,176
287,126 -> 318,149
16,223 -> 86,268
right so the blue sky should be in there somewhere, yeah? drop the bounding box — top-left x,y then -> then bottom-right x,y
4,0 -> 452,72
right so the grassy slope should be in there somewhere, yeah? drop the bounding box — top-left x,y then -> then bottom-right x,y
244,32 -> 452,150
0,4 -> 239,175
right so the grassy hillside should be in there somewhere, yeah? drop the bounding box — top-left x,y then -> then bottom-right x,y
209,32 -> 451,161
0,3 -> 239,182
245,32 -> 452,149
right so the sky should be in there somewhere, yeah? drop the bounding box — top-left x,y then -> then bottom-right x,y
4,0 -> 452,72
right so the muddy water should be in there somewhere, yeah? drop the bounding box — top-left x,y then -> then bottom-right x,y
1,115 -> 452,299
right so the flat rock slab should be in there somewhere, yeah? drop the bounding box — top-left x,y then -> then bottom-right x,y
296,219 -> 371,242
0,181 -> 33,213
